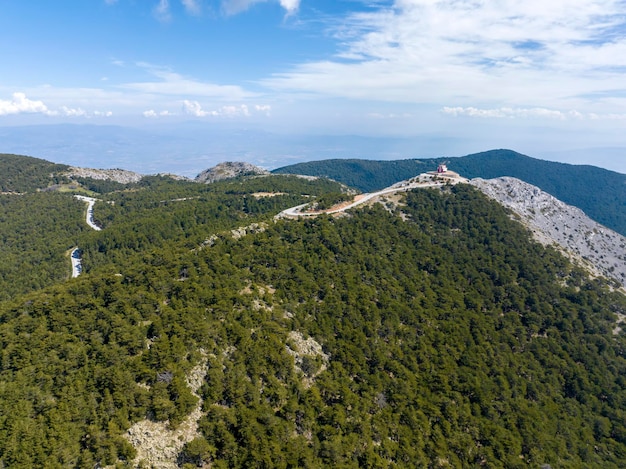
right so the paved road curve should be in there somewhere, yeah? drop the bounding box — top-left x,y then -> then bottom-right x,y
74,195 -> 102,231
71,195 -> 102,277
70,247 -> 82,278
277,175 -> 464,219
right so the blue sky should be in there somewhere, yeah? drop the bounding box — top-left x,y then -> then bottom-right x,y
1,0 -> 626,174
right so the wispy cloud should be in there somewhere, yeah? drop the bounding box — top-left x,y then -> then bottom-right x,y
263,0 -> 626,113
367,112 -> 413,119
221,0 -> 300,16
181,0 -> 201,15
443,107 -> 574,120
122,63 -> 257,100
154,0 -> 171,22
442,106 -> 626,121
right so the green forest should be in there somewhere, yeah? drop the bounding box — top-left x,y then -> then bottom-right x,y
1,155 -> 626,467
0,193 -> 86,300
0,153 -> 71,193
274,149 -> 626,237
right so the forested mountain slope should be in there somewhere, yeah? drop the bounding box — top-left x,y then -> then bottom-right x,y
0,193 -> 87,300
1,183 -> 626,468
0,153 -> 70,192
0,173 -> 348,302
273,149 -> 626,237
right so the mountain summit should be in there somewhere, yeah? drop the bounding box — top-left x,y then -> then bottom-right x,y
195,162 -> 269,183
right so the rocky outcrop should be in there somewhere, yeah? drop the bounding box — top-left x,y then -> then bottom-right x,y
195,162 -> 269,183
157,173 -> 190,181
66,166 -> 144,184
471,177 -> 626,289
124,352 -> 208,469
286,331 -> 329,388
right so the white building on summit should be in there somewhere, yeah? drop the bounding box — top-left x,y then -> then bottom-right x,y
427,163 -> 463,180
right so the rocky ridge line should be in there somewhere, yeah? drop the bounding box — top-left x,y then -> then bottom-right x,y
470,177 -> 626,289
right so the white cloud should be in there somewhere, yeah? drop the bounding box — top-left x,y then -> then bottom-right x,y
60,106 -> 87,117
59,106 -> 113,118
0,92 -> 55,116
589,112 -> 626,120
442,106 -> 567,119
181,0 -> 201,15
222,104 -> 250,116
279,0 -> 299,14
143,109 -> 174,117
154,0 -> 171,22
255,104 -> 271,115
442,106 -> 626,121
183,100 -> 212,116
183,101 -> 256,117
9,63 -> 259,121
123,63 -> 256,100
221,0 -> 299,15
263,0 -> 626,113
0,92 -> 114,119
367,112 -> 412,119
222,0 -> 263,15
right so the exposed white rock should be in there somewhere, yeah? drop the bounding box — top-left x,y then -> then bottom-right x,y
124,351 -> 208,469
66,166 -> 144,184
195,161 -> 269,183
471,177 -> 626,289
231,222 -> 268,239
157,173 -> 190,181
286,331 -> 329,388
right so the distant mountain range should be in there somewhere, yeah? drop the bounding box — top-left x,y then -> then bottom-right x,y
274,149 -> 626,237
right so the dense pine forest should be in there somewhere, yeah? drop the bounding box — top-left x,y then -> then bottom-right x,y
0,153 -> 71,193
1,154 -> 626,467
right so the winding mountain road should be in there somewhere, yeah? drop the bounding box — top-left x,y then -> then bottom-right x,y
70,247 -> 82,278
71,195 -> 102,278
74,195 -> 102,231
278,176 -> 463,219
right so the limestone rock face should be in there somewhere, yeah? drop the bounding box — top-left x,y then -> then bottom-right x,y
195,162 -> 269,183
66,167 -> 144,184
471,176 -> 626,289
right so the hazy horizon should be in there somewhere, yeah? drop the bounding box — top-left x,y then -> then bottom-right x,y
1,123 -> 625,178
